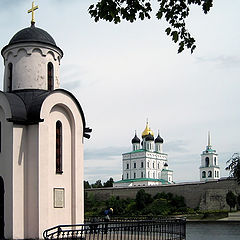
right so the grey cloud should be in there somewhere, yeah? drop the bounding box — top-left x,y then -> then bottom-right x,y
164,140 -> 188,153
84,146 -> 128,160
195,55 -> 240,68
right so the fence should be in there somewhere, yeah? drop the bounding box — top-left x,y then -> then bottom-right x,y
43,218 -> 186,240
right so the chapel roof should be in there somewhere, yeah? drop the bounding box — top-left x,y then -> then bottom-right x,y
1,89 -> 90,138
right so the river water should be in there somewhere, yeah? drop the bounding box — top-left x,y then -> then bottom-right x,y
186,221 -> 240,240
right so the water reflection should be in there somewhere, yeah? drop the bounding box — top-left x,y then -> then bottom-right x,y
187,221 -> 240,240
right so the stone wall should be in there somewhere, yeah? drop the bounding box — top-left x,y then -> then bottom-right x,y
85,179 -> 240,210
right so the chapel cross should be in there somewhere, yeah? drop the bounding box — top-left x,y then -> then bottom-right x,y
28,1 -> 39,24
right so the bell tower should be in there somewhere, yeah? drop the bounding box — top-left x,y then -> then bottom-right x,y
200,132 -> 220,181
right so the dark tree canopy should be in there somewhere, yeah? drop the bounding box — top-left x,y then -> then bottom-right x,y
226,153 -> 240,184
226,190 -> 236,212
89,0 -> 213,53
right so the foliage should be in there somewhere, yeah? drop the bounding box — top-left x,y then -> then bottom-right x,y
226,190 -> 236,212
88,0 -> 213,53
84,180 -> 91,189
135,189 -> 153,210
237,194 -> 240,208
91,180 -> 103,188
226,153 -> 240,184
84,188 -> 188,217
104,177 -> 114,187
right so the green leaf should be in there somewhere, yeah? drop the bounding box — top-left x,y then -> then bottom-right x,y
165,27 -> 171,35
171,31 -> 178,43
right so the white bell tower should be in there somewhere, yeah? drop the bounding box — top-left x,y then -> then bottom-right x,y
200,132 -> 220,181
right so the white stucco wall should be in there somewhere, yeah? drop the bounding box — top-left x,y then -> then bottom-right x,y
38,92 -> 84,238
0,94 -> 13,239
2,43 -> 62,91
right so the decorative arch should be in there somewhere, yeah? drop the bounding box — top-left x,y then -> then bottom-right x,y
32,48 -> 44,56
205,157 -> 209,167
202,171 -> 206,178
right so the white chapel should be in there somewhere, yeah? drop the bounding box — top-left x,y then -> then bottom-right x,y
114,122 -> 173,188
199,132 -> 220,181
0,3 -> 91,239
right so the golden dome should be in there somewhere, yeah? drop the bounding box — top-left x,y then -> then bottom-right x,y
142,122 -> 154,138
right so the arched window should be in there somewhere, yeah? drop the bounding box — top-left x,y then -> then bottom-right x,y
208,171 -> 212,177
141,172 -> 143,178
8,63 -> 13,92
202,171 -> 206,178
215,171 -> 216,177
217,171 -> 219,178
153,172 -> 155,179
148,171 -> 150,178
214,157 -> 217,165
205,157 -> 209,167
48,62 -> 54,91
134,172 -> 136,179
127,163 -> 129,169
153,162 -> 155,169
56,121 -> 63,174
126,173 -> 129,179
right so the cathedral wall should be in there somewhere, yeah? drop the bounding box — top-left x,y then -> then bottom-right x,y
0,103 -> 13,239
86,179 -> 240,211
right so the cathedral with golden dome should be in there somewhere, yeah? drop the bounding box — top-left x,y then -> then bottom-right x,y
113,122 -> 173,188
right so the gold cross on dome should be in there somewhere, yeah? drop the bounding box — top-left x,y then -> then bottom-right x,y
28,1 -> 39,24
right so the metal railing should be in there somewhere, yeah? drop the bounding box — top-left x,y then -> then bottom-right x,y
43,218 -> 186,240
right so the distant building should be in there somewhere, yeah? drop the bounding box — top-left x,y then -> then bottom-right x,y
200,132 -> 220,181
114,122 -> 173,188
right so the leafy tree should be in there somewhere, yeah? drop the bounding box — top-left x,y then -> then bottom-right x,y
89,0 -> 213,53
135,189 -> 153,210
226,190 -> 236,212
226,153 -> 240,184
104,177 -> 114,187
237,194 -> 240,210
91,179 -> 103,188
84,180 -> 91,189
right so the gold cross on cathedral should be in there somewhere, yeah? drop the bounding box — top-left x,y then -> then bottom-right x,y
28,1 -> 39,24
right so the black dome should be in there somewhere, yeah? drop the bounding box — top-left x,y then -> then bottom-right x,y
155,134 -> 164,143
9,24 -> 56,46
145,133 -> 154,141
132,134 -> 140,144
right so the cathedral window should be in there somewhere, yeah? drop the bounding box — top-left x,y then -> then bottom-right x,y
215,171 -> 216,177
148,171 -> 150,178
48,62 -> 54,91
141,162 -> 143,168
134,172 -> 136,179
158,163 -> 160,169
8,63 -> 13,92
202,171 -> 206,178
153,172 -> 155,178
134,162 -> 136,168
127,173 -> 129,179
217,171 -> 219,178
56,121 -> 63,174
147,162 -> 149,168
214,157 -> 217,165
153,162 -> 155,169
141,172 -> 143,178
127,163 -> 129,169
208,171 -> 212,177
205,157 -> 209,167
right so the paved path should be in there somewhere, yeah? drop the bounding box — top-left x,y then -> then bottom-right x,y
218,211 -> 240,221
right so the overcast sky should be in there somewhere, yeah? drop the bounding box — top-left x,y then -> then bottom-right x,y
0,0 -> 239,183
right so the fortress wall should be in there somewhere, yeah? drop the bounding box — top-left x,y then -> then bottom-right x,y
85,179 -> 240,210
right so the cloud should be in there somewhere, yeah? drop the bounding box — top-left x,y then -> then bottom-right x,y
195,55 -> 240,68
164,140 -> 188,153
84,146 -> 128,160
